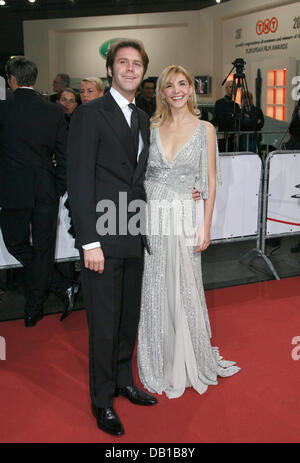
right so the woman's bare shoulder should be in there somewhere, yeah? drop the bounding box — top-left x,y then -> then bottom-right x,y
201,120 -> 216,134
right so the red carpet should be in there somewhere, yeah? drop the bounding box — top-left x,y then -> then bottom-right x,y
0,277 -> 300,443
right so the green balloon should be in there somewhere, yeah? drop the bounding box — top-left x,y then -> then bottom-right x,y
99,38 -> 122,59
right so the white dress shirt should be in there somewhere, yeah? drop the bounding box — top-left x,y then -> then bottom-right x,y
82,87 -> 144,250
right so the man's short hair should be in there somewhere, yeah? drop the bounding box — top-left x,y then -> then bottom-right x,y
56,73 -> 71,88
106,39 -> 149,85
6,56 -> 38,87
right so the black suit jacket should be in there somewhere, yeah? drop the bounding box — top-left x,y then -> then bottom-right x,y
67,91 -> 150,258
0,88 -> 67,209
214,96 -> 241,132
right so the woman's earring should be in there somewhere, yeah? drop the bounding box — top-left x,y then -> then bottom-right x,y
161,96 -> 166,105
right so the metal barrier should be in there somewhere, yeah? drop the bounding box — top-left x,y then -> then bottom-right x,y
0,152 -> 263,269
1,149 -> 299,283
261,150 -> 300,278
217,130 -> 290,155
211,151 -> 281,280
211,152 -> 262,247
239,150 -> 300,280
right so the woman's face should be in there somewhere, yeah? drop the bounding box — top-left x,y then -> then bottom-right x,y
57,91 -> 77,115
80,81 -> 103,103
162,72 -> 192,111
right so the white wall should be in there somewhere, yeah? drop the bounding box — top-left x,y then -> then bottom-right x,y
23,0 -> 300,117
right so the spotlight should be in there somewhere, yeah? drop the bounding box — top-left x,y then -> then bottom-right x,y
216,0 -> 221,3
0,0 -> 6,6
28,0 -> 36,3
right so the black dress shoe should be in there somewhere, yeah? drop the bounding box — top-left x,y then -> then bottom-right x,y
116,385 -> 158,406
60,282 -> 80,321
24,312 -> 43,327
91,405 -> 124,436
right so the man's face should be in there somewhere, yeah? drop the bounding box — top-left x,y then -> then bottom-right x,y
53,75 -> 64,92
142,82 -> 155,101
57,91 -> 77,115
108,47 -> 144,100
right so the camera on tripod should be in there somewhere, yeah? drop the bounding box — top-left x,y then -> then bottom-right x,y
220,57 -> 252,151
232,58 -> 246,77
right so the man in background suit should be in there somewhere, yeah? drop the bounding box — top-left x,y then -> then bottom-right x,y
67,39 -> 157,437
50,72 -> 71,103
136,78 -> 156,117
214,79 -> 241,152
0,56 -> 67,327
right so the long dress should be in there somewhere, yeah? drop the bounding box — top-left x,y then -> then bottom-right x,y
137,122 -> 240,399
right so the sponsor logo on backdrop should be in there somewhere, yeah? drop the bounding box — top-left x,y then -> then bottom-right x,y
256,17 -> 278,35
99,38 -> 123,59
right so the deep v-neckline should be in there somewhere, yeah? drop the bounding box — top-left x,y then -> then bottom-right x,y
156,123 -> 202,166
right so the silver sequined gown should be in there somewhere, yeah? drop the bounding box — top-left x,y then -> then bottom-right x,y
137,122 -> 240,399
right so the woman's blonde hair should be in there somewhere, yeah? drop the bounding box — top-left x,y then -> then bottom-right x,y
81,76 -> 104,93
151,65 -> 199,127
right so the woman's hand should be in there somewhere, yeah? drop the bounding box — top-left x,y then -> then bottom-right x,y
194,223 -> 210,253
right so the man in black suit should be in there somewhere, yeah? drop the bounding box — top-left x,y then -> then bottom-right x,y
50,72 -> 71,103
67,39 -> 157,437
0,56 -> 67,327
136,78 -> 156,117
214,80 -> 241,152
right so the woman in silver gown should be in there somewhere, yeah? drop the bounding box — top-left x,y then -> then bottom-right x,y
138,65 -> 240,399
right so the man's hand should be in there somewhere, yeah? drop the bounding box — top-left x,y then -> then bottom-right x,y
83,247 -> 105,274
192,188 -> 201,201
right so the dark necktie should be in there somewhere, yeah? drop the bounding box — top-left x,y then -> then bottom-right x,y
128,103 -> 140,167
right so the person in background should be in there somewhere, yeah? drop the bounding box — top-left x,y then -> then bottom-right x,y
286,103 -> 300,150
135,78 -> 156,117
0,57 -> 67,327
79,77 -> 104,103
214,79 -> 240,152
50,73 -> 71,103
240,91 -> 264,153
57,88 -> 78,128
51,87 -> 81,320
287,102 -> 300,253
54,77 -> 106,320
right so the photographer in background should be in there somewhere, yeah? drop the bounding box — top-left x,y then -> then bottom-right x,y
214,80 -> 241,152
288,101 -> 300,253
240,91 -> 264,153
286,101 -> 300,150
